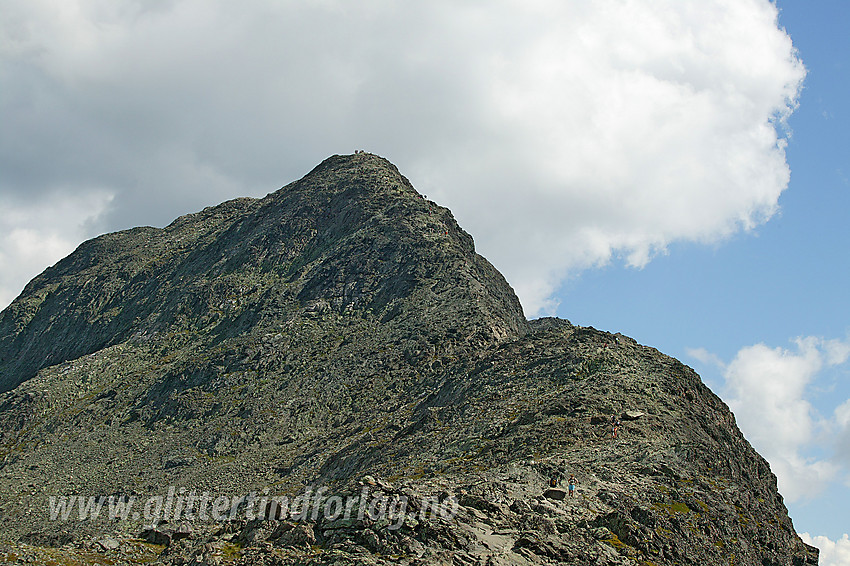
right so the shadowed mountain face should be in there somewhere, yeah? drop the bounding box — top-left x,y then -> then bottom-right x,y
0,155 -> 817,565
0,154 -> 525,394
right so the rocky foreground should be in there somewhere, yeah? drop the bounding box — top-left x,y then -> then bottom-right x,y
0,154 -> 818,565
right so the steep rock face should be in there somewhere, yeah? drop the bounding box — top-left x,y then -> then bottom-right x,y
0,153 -> 525,393
0,155 -> 817,565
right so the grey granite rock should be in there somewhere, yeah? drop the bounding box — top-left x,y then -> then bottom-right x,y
0,154 -> 818,565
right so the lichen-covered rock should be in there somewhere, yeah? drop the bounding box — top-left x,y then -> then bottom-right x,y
0,154 -> 817,565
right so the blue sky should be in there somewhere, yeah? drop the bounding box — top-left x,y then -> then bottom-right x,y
0,0 -> 847,562
558,0 -> 850,548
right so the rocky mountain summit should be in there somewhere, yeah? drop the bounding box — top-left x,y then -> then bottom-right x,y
0,154 -> 818,565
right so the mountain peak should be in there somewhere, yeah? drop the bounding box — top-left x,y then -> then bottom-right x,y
0,156 -> 817,565
0,154 -> 525,393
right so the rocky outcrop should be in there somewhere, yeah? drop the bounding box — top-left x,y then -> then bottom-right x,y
0,154 -> 524,394
0,154 -> 817,565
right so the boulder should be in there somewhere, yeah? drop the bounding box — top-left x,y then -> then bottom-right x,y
140,528 -> 171,547
276,524 -> 315,549
172,523 -> 193,541
96,537 -> 120,551
543,488 -> 567,501
622,410 -> 645,420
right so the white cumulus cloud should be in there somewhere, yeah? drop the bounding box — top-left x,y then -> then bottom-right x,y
0,191 -> 113,306
835,399 -> 850,473
801,533 -> 850,566
0,0 -> 805,314
704,337 -> 850,503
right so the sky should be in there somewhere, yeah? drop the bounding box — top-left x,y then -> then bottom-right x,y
0,0 -> 847,562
